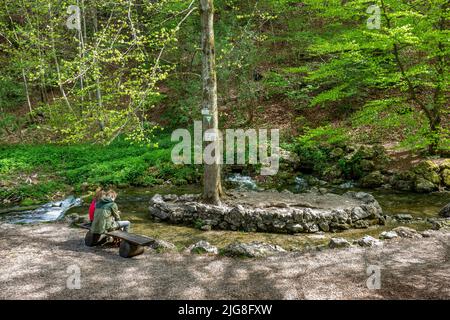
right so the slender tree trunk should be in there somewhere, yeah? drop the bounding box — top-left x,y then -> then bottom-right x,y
21,67 -> 32,113
200,0 -> 222,205
48,3 -> 74,114
92,5 -> 105,132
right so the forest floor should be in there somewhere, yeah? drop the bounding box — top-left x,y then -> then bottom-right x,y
1,222 -> 449,299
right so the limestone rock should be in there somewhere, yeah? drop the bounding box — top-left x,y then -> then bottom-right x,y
189,241 -> 218,254
440,159 -> 450,170
329,237 -> 351,249
441,169 -> 450,187
392,226 -> 422,239
200,225 -> 212,231
357,235 -> 383,247
360,159 -> 375,172
379,231 -> 398,240
353,220 -> 369,228
414,160 -> 441,185
223,241 -> 286,258
414,177 -> 437,193
149,239 -> 177,251
361,171 -> 385,188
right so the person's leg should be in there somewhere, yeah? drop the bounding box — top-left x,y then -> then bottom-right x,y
117,221 -> 131,232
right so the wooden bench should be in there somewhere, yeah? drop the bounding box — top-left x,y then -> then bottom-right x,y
81,223 -> 154,258
106,230 -> 154,258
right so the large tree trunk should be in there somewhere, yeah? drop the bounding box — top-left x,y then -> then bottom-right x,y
200,0 -> 222,205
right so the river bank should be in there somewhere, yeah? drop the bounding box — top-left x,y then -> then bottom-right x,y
0,222 -> 448,299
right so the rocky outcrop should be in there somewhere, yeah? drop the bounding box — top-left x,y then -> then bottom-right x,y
412,160 -> 441,193
392,226 -> 422,239
149,239 -> 177,251
189,241 -> 218,255
357,235 -> 382,247
329,237 -> 351,249
379,160 -> 450,193
223,241 -> 286,257
148,191 -> 384,234
379,231 -> 398,240
360,171 -> 385,188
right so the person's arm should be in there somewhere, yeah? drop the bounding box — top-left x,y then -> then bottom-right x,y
111,203 -> 121,221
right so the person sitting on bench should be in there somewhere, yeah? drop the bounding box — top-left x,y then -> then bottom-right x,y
91,189 -> 131,234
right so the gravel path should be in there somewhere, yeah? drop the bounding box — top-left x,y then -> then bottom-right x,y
0,222 -> 449,299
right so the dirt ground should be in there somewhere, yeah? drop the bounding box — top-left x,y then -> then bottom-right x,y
0,222 -> 449,300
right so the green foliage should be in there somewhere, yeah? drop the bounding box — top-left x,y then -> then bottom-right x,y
0,134 -> 201,203
297,125 -> 348,149
0,77 -> 25,110
298,0 -> 449,153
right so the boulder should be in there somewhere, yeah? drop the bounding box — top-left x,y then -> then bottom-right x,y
287,223 -> 304,233
414,177 -> 438,193
353,220 -> 369,228
379,231 -> 398,240
223,242 -> 286,258
149,194 -> 165,206
162,194 -> 178,201
189,241 -> 218,254
360,171 -> 385,188
351,206 -> 371,221
439,203 -> 450,217
414,160 -> 441,185
357,235 -> 383,247
427,217 -> 450,230
441,169 -> 450,187
200,225 -> 212,231
440,159 -> 450,170
391,171 -> 415,191
329,237 -> 351,249
420,230 -> 435,238
149,239 -> 177,251
392,179 -> 414,191
392,226 -> 422,239
414,160 -> 440,174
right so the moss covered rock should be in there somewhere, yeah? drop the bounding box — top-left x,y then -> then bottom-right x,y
441,169 -> 450,187
440,159 -> 450,170
414,177 -> 438,193
413,160 -> 441,187
361,171 -> 385,188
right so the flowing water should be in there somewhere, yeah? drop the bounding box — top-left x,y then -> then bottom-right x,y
1,176 -> 448,251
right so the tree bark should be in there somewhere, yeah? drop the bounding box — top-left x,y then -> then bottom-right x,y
200,0 -> 222,205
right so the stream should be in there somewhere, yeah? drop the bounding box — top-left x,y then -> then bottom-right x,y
1,175 -> 448,250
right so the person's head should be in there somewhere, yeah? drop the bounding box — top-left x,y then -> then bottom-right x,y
94,187 -> 104,201
106,189 -> 117,201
